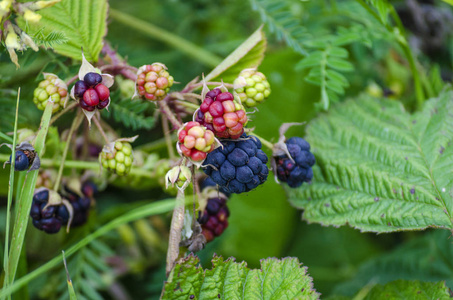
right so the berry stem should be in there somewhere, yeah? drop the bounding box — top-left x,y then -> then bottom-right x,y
158,101 -> 182,129
53,112 -> 83,192
249,132 -> 274,150
173,100 -> 200,111
66,75 -> 79,87
49,102 -> 78,126
92,116 -> 110,144
184,81 -> 234,92
162,115 -> 176,160
166,189 -> 185,276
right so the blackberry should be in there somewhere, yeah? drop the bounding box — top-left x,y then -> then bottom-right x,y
11,150 -> 29,171
195,88 -> 247,139
234,69 -> 271,108
33,73 -> 68,113
203,134 -> 268,194
275,137 -> 315,188
135,63 -> 174,101
30,189 -> 70,234
177,121 -> 216,163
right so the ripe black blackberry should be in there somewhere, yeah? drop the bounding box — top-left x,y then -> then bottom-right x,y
203,134 -> 268,194
275,137 -> 315,188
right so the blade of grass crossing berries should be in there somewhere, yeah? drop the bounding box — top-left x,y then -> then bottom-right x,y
0,197 -> 192,298
5,99 -> 53,290
62,251 -> 78,300
2,89 -> 20,300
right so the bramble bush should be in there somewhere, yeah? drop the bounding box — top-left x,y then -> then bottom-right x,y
1,0 -> 453,299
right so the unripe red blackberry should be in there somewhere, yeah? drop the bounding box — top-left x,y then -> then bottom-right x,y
33,73 -> 68,113
100,140 -> 134,176
195,88 -> 248,139
177,121 -> 217,163
135,63 -> 174,101
234,69 -> 271,108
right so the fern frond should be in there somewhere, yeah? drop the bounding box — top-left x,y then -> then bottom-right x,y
31,28 -> 68,49
102,98 -> 155,131
249,0 -> 308,55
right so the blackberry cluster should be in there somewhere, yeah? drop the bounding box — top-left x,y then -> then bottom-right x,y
100,141 -> 133,176
30,182 -> 96,234
33,73 -> 68,113
136,63 -> 174,101
73,72 -> 110,111
275,137 -> 315,188
195,88 -> 247,139
178,121 -> 216,162
234,69 -> 271,108
198,197 -> 230,242
203,134 -> 268,194
30,190 -> 69,234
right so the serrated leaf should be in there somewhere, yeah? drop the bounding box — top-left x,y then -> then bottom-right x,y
205,26 -> 266,83
102,99 -> 155,131
288,90 -> 453,232
161,254 -> 320,300
365,280 -> 451,300
18,0 -> 108,61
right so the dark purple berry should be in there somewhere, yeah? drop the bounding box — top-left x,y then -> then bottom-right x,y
56,205 -> 69,223
41,204 -> 56,219
79,99 -> 95,111
33,190 -> 49,203
30,202 -> 41,220
74,80 -> 88,98
40,218 -> 62,234
81,181 -> 97,198
84,72 -> 102,87
9,150 -> 29,171
96,99 -> 109,110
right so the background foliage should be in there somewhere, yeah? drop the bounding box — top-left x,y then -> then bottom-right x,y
1,0 -> 453,299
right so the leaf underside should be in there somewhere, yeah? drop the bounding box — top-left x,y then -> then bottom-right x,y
161,254 -> 320,300
19,0 -> 108,61
287,90 -> 453,233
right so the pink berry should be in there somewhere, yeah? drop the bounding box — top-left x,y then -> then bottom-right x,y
83,89 -> 99,106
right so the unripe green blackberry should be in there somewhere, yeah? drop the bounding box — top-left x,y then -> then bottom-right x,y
33,73 -> 69,113
135,63 -> 174,101
100,141 -> 134,176
234,69 -> 271,108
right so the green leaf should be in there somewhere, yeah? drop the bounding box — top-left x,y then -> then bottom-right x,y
442,0 -> 453,5
249,0 -> 307,55
326,57 -> 354,72
288,90 -> 453,232
101,99 -> 155,131
365,280 -> 451,300
162,255 -> 320,299
19,0 -> 109,61
333,230 -> 453,296
204,26 -> 266,83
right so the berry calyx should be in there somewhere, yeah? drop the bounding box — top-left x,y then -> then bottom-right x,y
177,121 -> 216,163
203,133 -> 268,194
195,88 -> 248,139
33,73 -> 68,113
135,63 -> 174,101
234,69 -> 271,108
274,137 -> 315,188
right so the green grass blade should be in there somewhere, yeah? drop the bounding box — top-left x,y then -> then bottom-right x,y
6,99 -> 54,287
3,88 -> 20,300
0,198 -> 186,297
62,251 -> 77,300
0,132 -> 13,143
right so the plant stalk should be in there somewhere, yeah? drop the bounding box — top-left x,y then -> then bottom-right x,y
166,190 -> 186,276
109,9 -> 221,68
